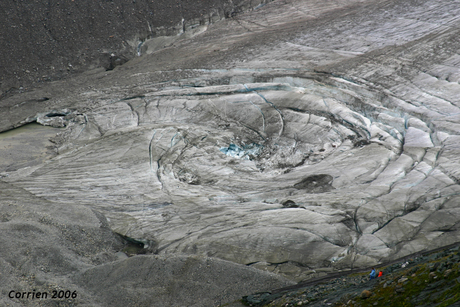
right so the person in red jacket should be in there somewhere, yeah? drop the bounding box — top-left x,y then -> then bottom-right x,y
378,271 -> 383,277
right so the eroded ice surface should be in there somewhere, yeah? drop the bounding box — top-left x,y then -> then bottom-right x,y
2,0 -> 460,283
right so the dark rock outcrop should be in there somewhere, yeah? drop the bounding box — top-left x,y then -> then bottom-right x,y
293,174 -> 334,193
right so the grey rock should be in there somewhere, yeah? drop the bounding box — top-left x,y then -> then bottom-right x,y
75,255 -> 293,307
282,200 -> 299,208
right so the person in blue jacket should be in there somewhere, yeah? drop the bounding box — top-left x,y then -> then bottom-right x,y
369,267 -> 376,280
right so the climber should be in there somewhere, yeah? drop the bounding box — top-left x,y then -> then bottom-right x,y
378,271 -> 383,278
369,267 -> 376,280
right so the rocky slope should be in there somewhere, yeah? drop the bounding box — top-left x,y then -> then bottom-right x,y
0,0 -> 272,98
240,244 -> 460,306
1,0 -> 460,306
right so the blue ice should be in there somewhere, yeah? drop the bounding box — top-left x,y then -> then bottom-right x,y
219,143 -> 263,159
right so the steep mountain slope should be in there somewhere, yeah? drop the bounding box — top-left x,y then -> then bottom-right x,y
0,0 -> 271,98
